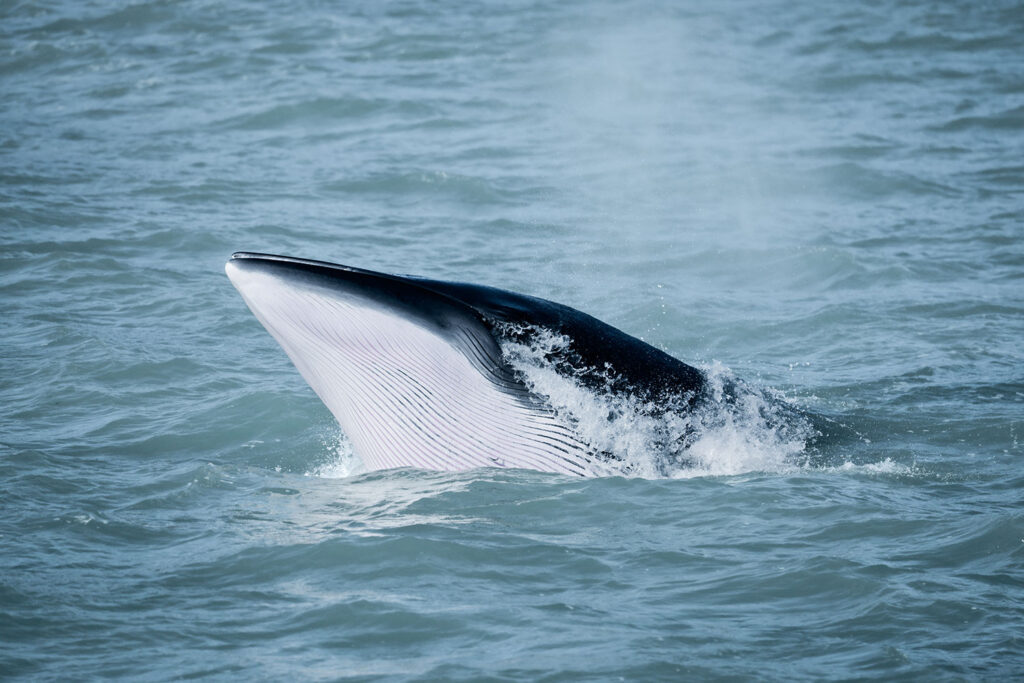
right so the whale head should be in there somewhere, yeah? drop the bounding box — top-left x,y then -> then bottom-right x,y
226,253 -> 818,476
226,252 -> 607,475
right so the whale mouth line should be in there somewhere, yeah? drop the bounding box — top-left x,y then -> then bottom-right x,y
231,251 -> 364,273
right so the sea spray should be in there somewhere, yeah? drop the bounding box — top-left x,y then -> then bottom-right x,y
500,326 -> 816,478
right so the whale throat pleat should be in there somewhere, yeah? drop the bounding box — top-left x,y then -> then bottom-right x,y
226,259 -> 592,476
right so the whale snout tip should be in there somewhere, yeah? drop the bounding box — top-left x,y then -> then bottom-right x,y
225,252 -> 297,294
225,253 -> 256,288
225,252 -> 264,279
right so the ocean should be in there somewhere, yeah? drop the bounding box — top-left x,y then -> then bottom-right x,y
2,0 -> 1022,679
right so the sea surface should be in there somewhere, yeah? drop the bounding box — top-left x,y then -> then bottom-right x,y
2,0 -> 1023,679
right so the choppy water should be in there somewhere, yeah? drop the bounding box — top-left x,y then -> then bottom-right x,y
2,0 -> 1023,679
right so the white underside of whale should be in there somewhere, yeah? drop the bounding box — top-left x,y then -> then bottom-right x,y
226,261 -> 593,476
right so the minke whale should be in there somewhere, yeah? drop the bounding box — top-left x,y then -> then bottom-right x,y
226,252 -> 815,476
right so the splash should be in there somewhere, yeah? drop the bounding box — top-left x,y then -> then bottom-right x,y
500,328 -> 815,478
306,432 -> 365,479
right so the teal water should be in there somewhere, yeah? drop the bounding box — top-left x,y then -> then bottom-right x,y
2,0 -> 1023,679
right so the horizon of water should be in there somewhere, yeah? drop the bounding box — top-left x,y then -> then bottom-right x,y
2,0 -> 1023,679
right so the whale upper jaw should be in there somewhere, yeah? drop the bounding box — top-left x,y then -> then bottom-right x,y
225,252 -> 595,476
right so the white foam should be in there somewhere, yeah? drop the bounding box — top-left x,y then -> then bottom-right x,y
826,457 -> 916,476
501,330 -> 814,479
305,433 -> 365,479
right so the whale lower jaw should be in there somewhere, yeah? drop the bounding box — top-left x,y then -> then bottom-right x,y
226,255 -> 594,476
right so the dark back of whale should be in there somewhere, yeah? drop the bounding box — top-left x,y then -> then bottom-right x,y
408,277 -> 707,405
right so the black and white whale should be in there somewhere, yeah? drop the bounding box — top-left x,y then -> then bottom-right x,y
226,252 -> 818,476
